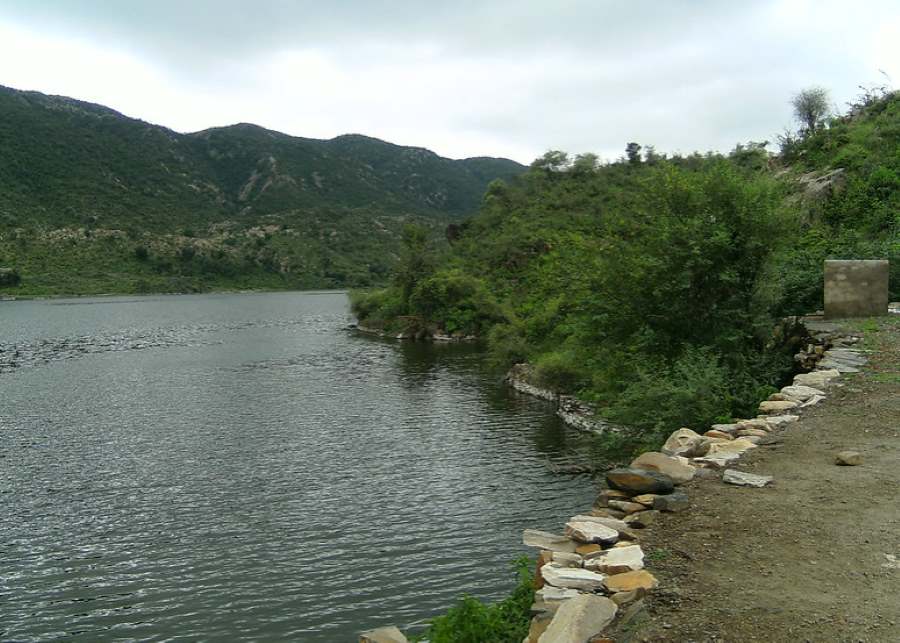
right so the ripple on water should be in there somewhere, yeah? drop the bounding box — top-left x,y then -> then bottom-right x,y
1,292 -> 596,641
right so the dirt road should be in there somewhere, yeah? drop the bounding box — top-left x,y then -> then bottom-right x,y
617,316 -> 900,643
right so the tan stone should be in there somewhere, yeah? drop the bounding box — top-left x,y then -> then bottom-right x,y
631,494 -> 659,506
535,550 -> 554,589
564,521 -> 619,545
704,429 -> 733,440
528,613 -> 553,643
575,543 -> 604,557
538,594 -> 617,643
737,428 -> 768,438
524,529 -> 579,553
588,507 -> 626,519
595,489 -> 632,507
603,570 -> 659,593
624,510 -> 658,528
630,451 -> 696,485
583,545 -> 644,574
551,552 -> 584,568
661,428 -> 709,457
759,400 -> 799,414
736,418 -> 771,431
610,588 -> 645,606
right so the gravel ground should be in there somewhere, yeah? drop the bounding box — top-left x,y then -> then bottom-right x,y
613,316 -> 900,643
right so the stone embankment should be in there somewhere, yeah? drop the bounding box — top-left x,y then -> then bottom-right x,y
511,322 -> 871,642
505,364 -> 621,435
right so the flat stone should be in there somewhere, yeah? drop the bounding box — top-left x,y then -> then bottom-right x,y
818,359 -> 859,373
700,437 -> 758,466
661,428 -> 709,458
723,469 -> 773,487
630,452 -> 696,485
551,551 -> 584,568
537,594 -> 617,643
740,434 -> 763,444
536,586 -> 582,602
768,392 -> 801,403
765,415 -> 800,429
653,490 -> 689,512
589,507 -> 626,519
793,369 -> 841,388
564,521 -> 619,545
780,385 -> 826,401
631,494 -> 659,506
607,500 -> 647,514
737,428 -> 769,438
623,510 -> 658,528
541,565 -> 608,591
524,529 -> 578,553
704,429 -> 734,440
759,400 -> 799,414
359,626 -> 408,643
603,570 -> 659,593
835,450 -> 863,466
569,515 -> 636,540
710,423 -> 740,435
606,467 -> 675,495
584,545 -> 644,574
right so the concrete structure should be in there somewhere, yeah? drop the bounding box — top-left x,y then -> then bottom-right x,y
824,260 -> 889,319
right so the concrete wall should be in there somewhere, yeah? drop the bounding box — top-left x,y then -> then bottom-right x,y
824,260 -> 889,319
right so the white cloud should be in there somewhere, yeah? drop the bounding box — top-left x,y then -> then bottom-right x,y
1,1 -> 898,163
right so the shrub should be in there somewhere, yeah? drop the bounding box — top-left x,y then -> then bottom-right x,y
415,557 -> 534,643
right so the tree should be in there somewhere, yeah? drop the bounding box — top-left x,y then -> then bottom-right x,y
395,223 -> 435,302
792,87 -> 830,134
571,153 -> 600,176
530,150 -> 570,174
625,142 -> 642,165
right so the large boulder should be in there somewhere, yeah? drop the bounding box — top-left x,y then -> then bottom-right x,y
606,467 -> 675,495
538,594 -> 618,643
630,451 -> 696,485
661,428 -> 709,457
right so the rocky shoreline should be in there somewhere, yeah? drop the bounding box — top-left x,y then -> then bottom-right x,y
350,323 -> 477,343
359,314 -> 887,643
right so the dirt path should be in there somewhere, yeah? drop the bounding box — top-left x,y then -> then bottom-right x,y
617,316 -> 900,643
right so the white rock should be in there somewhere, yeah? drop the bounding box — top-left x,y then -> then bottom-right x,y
536,586 -> 582,602
584,545 -> 645,574
541,565 -> 607,591
817,360 -> 859,373
564,521 -> 619,545
524,529 -> 578,553
780,385 -> 826,401
723,469 -> 773,487
538,594 -> 618,643
569,515 -> 631,536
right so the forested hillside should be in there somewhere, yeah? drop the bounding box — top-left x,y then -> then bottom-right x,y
353,88 -> 900,445
0,85 -> 523,294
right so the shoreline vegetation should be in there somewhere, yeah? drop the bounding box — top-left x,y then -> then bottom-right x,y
356,87 -> 899,641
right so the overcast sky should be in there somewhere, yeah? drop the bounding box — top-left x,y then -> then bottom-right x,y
1,1 -> 898,163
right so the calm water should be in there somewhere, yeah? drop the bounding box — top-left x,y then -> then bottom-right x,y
1,292 -> 596,641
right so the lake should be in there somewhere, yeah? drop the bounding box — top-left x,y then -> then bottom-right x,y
1,291 -> 596,641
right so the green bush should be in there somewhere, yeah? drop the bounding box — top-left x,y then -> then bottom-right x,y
408,269 -> 507,335
414,557 -> 534,643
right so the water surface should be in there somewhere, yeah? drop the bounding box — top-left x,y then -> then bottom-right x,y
1,292 -> 596,641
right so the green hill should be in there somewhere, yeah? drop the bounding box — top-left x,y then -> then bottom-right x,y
0,84 -> 524,294
353,88 -> 899,444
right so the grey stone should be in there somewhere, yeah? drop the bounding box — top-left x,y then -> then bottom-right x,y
551,551 -> 584,568
723,469 -> 773,487
835,450 -> 863,466
793,369 -> 841,388
538,594 -> 618,643
780,384 -> 826,401
623,510 -> 659,528
605,467 -> 675,495
653,490 -> 690,512
524,529 -> 578,553
583,545 -> 644,573
536,586 -> 581,602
